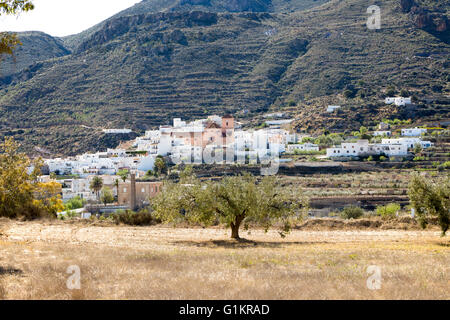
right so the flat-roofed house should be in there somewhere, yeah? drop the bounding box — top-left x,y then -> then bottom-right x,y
118,180 -> 163,208
401,127 -> 427,137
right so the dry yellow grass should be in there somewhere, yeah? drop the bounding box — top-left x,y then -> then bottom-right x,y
0,219 -> 449,300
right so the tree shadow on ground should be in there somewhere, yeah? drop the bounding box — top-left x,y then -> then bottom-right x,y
171,238 -> 330,249
0,266 -> 23,276
436,241 -> 450,247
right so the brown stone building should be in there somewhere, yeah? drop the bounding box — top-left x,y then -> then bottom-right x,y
118,175 -> 162,209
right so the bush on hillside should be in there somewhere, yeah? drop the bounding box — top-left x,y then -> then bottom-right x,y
340,206 -> 364,220
376,203 -> 401,219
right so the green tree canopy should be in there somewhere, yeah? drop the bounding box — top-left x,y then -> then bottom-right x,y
100,187 -> 114,206
154,156 -> 168,176
118,169 -> 129,182
0,137 -> 37,217
0,137 -> 62,219
314,133 -> 342,147
65,196 -> 86,211
352,126 -> 372,140
89,176 -> 103,200
408,174 -> 449,236
152,173 -> 309,239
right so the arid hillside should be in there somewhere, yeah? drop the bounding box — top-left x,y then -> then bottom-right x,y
0,0 -> 448,155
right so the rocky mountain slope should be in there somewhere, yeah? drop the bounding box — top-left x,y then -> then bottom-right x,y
0,31 -> 70,77
0,0 -> 448,156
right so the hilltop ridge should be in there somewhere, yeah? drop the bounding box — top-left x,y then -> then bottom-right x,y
0,0 -> 448,156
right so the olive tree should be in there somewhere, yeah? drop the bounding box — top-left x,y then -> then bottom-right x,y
154,156 -> 168,176
152,173 -> 309,239
408,173 -> 449,236
100,187 -> 114,206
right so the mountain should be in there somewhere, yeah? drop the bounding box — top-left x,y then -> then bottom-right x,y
0,0 -> 448,156
0,31 -> 70,77
62,0 -> 329,51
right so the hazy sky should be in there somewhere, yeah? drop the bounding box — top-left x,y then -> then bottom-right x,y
0,0 -> 142,37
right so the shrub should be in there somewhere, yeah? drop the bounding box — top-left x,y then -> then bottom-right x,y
344,88 -> 356,99
400,89 -> 410,97
413,143 -> 423,154
287,100 -> 296,106
65,196 -> 86,210
376,203 -> 401,219
0,137 -> 63,220
111,209 -> 158,226
100,187 -> 114,206
340,206 -> 364,219
386,86 -> 397,96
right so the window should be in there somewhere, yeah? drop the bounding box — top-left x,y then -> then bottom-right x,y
141,188 -> 145,193
123,188 -> 127,192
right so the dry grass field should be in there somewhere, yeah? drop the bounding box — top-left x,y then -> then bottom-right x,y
0,219 -> 449,300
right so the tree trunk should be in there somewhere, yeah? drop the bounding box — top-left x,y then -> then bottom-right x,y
230,215 -> 244,239
231,223 -> 240,239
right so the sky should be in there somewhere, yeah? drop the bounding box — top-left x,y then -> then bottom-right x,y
0,0 -> 142,37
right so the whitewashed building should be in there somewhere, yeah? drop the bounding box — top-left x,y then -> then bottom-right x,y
401,127 -> 427,137
287,143 -> 319,153
265,119 -> 294,126
327,105 -> 341,113
373,131 -> 392,137
327,140 -> 408,158
103,128 -> 132,134
62,178 -> 96,201
385,97 -> 412,106
382,138 -> 433,149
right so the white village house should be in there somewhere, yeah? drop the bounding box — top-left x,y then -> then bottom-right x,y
326,140 -> 408,158
103,128 -> 132,134
373,131 -> 392,137
43,114 -> 309,201
327,105 -> 341,113
385,97 -> 412,106
401,127 -> 427,137
287,143 -> 319,153
382,138 -> 433,149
